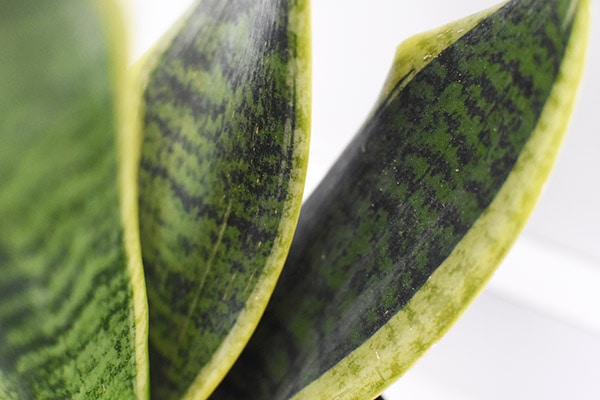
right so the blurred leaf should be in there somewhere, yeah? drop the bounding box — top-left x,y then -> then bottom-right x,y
0,0 -> 147,399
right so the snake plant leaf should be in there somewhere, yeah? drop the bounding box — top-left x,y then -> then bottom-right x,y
215,0 -> 589,399
0,1 -> 148,399
137,0 -> 310,398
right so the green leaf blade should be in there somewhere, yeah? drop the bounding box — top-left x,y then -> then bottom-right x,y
0,1 -> 147,399
137,0 -> 310,398
215,0 -> 589,399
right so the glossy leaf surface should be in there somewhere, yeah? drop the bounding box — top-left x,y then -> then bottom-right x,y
215,0 -> 589,399
0,1 -> 147,399
137,0 -> 310,398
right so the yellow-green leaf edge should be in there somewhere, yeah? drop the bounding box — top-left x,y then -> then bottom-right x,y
97,0 -> 150,398
293,0 -> 589,399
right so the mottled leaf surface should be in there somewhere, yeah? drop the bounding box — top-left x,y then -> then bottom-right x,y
0,1 -> 146,399
138,0 -> 310,398
215,0 -> 588,399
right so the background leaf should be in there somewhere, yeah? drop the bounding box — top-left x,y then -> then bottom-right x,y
214,0 -> 589,399
0,0 -> 147,399
137,0 -> 310,398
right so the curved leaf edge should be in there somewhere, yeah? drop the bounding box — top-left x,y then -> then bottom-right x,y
116,48 -> 151,400
293,0 -> 589,399
98,0 -> 150,398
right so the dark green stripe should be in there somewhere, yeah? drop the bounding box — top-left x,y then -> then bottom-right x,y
215,0 -> 576,398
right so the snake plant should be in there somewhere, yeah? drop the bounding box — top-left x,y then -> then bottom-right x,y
0,0 -> 588,399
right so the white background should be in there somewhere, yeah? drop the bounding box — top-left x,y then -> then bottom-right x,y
119,0 -> 600,398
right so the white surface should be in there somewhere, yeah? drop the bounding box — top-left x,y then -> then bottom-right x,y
120,0 -> 600,398
385,288 -> 600,400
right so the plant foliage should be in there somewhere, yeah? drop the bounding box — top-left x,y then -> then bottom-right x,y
0,0 -> 589,399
